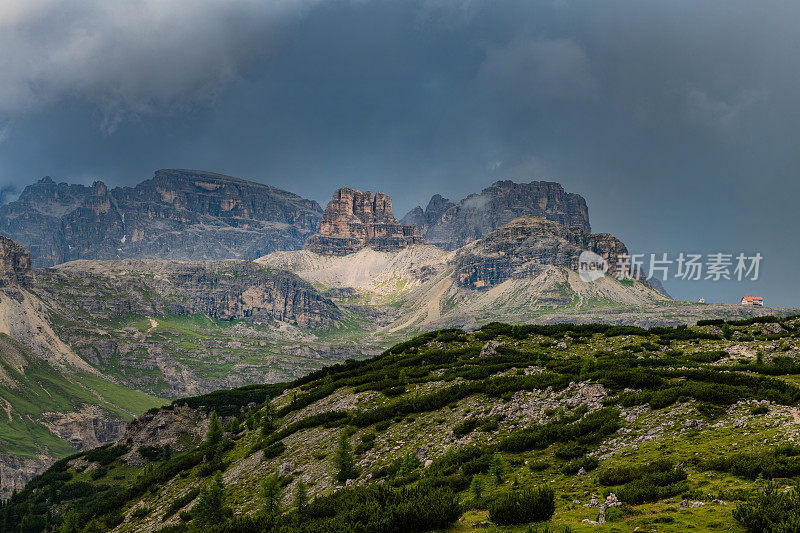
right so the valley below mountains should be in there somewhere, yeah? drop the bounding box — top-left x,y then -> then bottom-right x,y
0,170 -> 795,504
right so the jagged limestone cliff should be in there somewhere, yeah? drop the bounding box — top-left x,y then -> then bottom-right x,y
305,187 -> 422,255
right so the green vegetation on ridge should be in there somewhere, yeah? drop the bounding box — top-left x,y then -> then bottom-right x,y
4,315 -> 800,531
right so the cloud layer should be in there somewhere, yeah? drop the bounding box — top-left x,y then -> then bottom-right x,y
0,0 -> 317,131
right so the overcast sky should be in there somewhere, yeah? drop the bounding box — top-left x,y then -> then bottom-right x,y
1,0 -> 798,307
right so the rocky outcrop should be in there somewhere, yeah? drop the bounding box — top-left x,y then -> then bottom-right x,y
39,259 -> 341,328
0,169 -> 324,267
41,405 -> 126,451
305,188 -> 422,255
0,235 -> 34,288
450,216 -> 631,289
0,453 -> 52,497
121,404 -> 210,466
402,180 -> 591,250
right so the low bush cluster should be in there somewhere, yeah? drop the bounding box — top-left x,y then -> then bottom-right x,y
705,444 -> 800,479
171,484 -> 462,533
734,483 -> 800,532
599,459 -> 687,504
489,486 -> 555,525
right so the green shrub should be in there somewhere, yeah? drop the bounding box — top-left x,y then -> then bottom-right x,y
615,478 -> 687,504
600,460 -> 686,488
354,433 -> 376,455
139,444 -> 172,462
734,484 -> 800,532
529,460 -> 550,472
262,441 -> 286,460
705,445 -> 800,479
83,444 -> 129,467
453,418 -> 482,438
604,506 -> 626,522
130,506 -> 149,519
553,442 -> 587,460
561,456 -> 598,475
163,487 -> 202,520
489,486 -> 555,525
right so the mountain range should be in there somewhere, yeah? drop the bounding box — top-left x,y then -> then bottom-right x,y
0,170 -> 323,267
0,170 -> 597,267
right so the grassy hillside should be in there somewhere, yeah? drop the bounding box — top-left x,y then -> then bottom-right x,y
0,332 -> 162,485
4,316 -> 800,532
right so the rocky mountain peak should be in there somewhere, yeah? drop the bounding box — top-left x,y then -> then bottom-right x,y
304,187 -> 423,255
449,215 -> 631,290
0,235 -> 34,288
402,179 -> 591,250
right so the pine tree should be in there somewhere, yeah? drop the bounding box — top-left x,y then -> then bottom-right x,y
59,511 -> 81,533
195,472 -> 230,526
490,454 -> 505,483
334,434 -> 358,483
261,473 -> 282,516
226,416 -> 242,434
470,474 -> 484,501
261,400 -> 277,436
207,411 -> 223,448
293,479 -> 308,516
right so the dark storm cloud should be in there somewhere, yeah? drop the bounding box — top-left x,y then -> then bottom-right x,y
1,0 -> 799,306
0,0 -> 321,132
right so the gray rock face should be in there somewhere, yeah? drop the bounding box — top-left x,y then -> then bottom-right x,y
38,259 -> 341,328
0,453 -> 51,497
0,235 -> 33,288
449,216 -> 630,289
42,407 -> 127,451
122,404 -> 210,454
0,169 -> 323,267
402,180 -> 591,250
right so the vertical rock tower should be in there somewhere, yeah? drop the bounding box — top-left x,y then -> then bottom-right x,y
305,188 -> 422,255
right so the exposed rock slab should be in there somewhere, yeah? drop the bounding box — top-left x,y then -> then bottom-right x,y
0,236 -> 33,288
41,405 -> 126,451
0,453 -> 52,496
